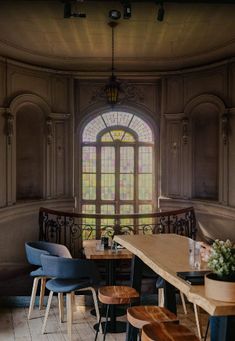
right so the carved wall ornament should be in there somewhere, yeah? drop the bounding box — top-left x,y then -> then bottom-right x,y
182,117 -> 188,144
5,111 -> 14,145
90,81 -> 145,106
221,113 -> 228,145
46,118 -> 53,145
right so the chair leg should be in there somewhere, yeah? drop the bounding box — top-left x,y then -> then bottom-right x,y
28,276 -> 40,319
180,291 -> 188,315
39,277 -> 46,310
95,304 -> 103,341
58,293 -> 64,323
193,303 -> 203,340
42,290 -> 54,334
88,287 -> 100,323
158,288 -> 164,307
66,293 -> 73,341
103,304 -> 110,341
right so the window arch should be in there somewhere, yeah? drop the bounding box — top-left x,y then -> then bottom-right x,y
81,111 -> 155,215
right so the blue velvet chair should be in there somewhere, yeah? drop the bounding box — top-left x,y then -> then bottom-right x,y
41,254 -> 100,340
25,241 -> 72,319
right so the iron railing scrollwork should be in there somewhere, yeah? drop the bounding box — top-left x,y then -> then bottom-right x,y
39,206 -> 197,257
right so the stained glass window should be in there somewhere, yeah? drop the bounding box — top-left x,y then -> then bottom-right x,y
81,111 -> 155,215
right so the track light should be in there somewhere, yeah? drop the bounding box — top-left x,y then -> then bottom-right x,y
109,9 -> 121,20
63,1 -> 86,19
157,2 -> 164,22
123,1 -> 131,19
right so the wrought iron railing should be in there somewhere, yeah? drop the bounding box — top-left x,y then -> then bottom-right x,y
39,206 -> 196,257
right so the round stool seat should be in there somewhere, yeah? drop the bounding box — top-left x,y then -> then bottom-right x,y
98,286 -> 139,305
142,322 -> 200,341
127,306 -> 179,329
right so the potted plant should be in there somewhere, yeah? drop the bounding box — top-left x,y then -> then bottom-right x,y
205,239 -> 235,302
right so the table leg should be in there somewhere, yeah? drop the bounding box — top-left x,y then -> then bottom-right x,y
126,255 -> 144,341
210,316 -> 235,341
163,280 -> 177,315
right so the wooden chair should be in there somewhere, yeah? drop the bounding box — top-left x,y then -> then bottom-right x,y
95,285 -> 140,341
141,321 -> 200,341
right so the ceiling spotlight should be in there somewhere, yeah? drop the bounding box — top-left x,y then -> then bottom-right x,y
63,1 -> 86,19
157,2 -> 164,22
123,2 -> 131,19
109,9 -> 121,20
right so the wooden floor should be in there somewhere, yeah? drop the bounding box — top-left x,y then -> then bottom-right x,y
0,296 -> 209,341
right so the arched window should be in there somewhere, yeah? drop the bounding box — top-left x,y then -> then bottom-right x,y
81,111 -> 155,215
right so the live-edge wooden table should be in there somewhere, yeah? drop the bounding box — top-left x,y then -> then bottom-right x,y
114,234 -> 235,341
83,239 -> 133,334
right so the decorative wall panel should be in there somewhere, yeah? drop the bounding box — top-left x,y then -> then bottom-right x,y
54,122 -> 65,197
184,67 -> 227,105
165,77 -> 184,114
51,76 -> 69,113
0,109 -> 6,207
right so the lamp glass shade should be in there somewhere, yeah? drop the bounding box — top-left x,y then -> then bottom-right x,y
105,76 -> 119,105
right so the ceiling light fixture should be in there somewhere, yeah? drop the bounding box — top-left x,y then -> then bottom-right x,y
63,1 -> 86,19
157,2 -> 165,22
109,9 -> 121,20
105,21 -> 120,106
123,1 -> 132,19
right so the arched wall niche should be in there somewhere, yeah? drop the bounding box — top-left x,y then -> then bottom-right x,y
9,93 -> 51,202
184,94 -> 226,201
16,104 -> 44,199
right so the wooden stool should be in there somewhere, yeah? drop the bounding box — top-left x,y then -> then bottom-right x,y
141,321 -> 200,341
127,306 -> 179,340
127,305 -> 179,328
95,286 -> 139,341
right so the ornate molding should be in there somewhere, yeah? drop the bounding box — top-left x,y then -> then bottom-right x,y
4,110 -> 14,145
49,112 -> 71,120
46,118 -> 53,145
221,113 -> 229,145
90,81 -> 145,105
182,117 -> 189,145
9,93 -> 51,116
184,94 -> 226,116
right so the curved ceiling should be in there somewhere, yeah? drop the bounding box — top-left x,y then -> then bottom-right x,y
0,0 -> 234,72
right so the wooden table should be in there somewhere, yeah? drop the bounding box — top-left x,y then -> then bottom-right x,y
114,234 -> 235,341
83,239 -> 133,334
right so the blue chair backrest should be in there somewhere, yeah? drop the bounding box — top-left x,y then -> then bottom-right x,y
41,254 -> 100,284
25,241 -> 72,266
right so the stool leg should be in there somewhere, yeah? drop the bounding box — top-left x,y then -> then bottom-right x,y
103,304 -> 110,341
42,290 -> 53,334
204,318 -> 210,340
95,303 -> 105,341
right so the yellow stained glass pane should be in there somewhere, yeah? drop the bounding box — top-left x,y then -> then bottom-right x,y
82,174 -> 96,200
82,205 -> 96,239
101,132 -> 113,142
122,132 -> 135,142
110,130 -> 124,140
101,205 -> 115,236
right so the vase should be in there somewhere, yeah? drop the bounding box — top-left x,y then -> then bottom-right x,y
205,272 -> 235,302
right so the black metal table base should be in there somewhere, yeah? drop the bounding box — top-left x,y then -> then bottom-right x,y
94,321 -> 127,334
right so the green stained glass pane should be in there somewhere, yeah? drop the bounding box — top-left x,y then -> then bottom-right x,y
82,146 -> 96,173
82,205 -> 96,239
101,132 -> 113,142
82,174 -> 96,200
101,205 -> 115,235
110,130 -> 124,141
122,132 -> 135,142
101,174 -> 115,200
139,147 -> 152,173
120,174 -> 134,200
139,204 -> 153,230
120,205 -> 134,227
101,147 -> 115,173
120,147 -> 134,173
138,174 -> 152,200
